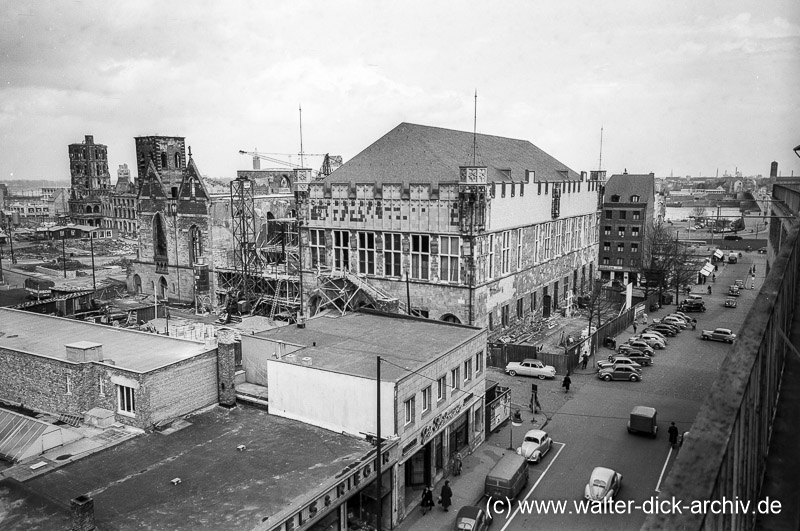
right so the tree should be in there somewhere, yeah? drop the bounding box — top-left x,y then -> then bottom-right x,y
691,205 -> 707,219
632,222 -> 676,301
582,278 -> 620,361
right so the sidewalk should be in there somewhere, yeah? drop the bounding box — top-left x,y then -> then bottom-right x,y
397,408 -> 548,531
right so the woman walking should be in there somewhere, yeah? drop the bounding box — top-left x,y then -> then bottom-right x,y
421,486 -> 434,515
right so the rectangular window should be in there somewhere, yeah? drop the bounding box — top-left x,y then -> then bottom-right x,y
618,227 -> 626,237
501,231 -> 511,274
437,376 -> 447,401
617,243 -> 624,252
66,375 -> 72,395
357,232 -> 375,275
487,234 -> 495,279
383,233 -> 402,277
440,235 -> 460,282
501,304 -> 510,327
605,210 -> 613,219
422,386 -> 432,413
619,211 -> 627,220
333,230 -> 350,270
475,351 -> 484,374
99,377 -> 105,396
632,227 -> 640,237
516,228 -> 523,270
404,397 -> 416,425
309,229 -> 326,267
451,367 -> 461,390
633,211 -> 641,221
616,257 -> 624,265
517,297 -> 524,318
117,385 -> 136,416
603,242 -> 610,251
631,243 -> 639,253
464,359 -> 472,382
488,312 -> 494,331
604,225 -> 611,236
602,257 -> 610,265
411,234 -> 430,280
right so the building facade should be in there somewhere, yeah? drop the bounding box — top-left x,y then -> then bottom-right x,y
299,123 -> 600,332
68,135 -> 112,228
598,172 -> 655,285
111,164 -> 138,237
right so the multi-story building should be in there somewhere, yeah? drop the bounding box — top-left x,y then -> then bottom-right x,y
111,163 -> 137,237
598,171 -> 655,285
300,123 -> 601,331
68,135 -> 112,228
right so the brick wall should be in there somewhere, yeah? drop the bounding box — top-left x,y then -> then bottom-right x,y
147,351 -> 219,425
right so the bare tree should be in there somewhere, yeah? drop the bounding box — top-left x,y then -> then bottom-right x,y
582,278 -> 621,360
632,222 -> 675,302
691,205 -> 707,219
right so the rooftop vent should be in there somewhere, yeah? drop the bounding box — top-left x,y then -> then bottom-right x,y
65,342 -> 103,363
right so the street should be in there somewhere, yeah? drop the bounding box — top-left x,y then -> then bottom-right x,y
483,251 -> 764,530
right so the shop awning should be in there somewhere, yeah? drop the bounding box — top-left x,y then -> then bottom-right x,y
713,249 -> 724,259
700,263 -> 715,277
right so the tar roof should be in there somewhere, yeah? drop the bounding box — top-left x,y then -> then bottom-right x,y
324,122 -> 580,186
254,311 -> 482,382
1,405 -> 374,531
0,308 -> 210,373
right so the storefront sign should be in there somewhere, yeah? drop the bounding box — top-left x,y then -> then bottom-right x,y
420,402 -> 463,444
401,438 -> 418,456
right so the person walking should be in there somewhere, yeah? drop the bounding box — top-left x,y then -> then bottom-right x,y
707,285 -> 712,295
668,422 -> 679,448
691,319 -> 697,331
440,480 -> 453,512
581,354 -> 588,370
421,486 -> 435,515
562,374 -> 572,393
712,273 -> 716,282
633,322 -> 638,334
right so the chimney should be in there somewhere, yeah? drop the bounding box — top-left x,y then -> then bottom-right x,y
66,342 -> 103,362
216,329 -> 237,407
71,495 -> 96,531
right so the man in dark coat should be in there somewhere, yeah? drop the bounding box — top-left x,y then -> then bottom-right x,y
668,422 -> 679,447
562,374 -> 572,393
440,480 -> 453,511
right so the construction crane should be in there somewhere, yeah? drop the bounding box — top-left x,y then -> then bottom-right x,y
238,150 -> 339,177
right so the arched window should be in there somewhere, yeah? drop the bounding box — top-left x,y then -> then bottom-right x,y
159,277 -> 168,299
94,205 -> 100,213
160,152 -> 168,169
189,225 -> 203,265
153,213 -> 168,260
133,274 -> 142,294
86,206 -> 92,213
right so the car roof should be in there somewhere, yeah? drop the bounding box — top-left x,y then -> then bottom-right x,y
524,429 -> 547,438
521,358 -> 541,363
591,466 -> 617,481
456,505 -> 483,520
631,406 -> 656,417
715,328 -> 732,333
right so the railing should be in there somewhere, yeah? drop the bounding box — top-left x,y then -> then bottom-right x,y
644,213 -> 800,530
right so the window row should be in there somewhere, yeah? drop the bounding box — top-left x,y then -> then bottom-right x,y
604,209 -> 642,220
403,352 -> 484,426
602,242 -> 639,253
601,257 -> 641,267
602,226 -> 641,237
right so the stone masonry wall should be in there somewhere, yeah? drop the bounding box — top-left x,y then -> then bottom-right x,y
146,351 -> 219,425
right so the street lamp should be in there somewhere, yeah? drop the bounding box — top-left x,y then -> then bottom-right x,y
508,409 -> 523,450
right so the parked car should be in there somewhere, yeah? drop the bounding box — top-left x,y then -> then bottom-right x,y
640,330 -> 668,342
672,311 -> 693,322
619,341 -> 655,357
614,348 -> 653,366
758,247 -> 767,254
728,252 -> 738,264
685,294 -> 704,302
724,298 -> 738,308
701,327 -> 736,343
505,359 -> 556,379
454,506 -> 493,531
723,235 -> 743,241
597,365 -> 642,381
734,279 -> 745,288
728,285 -> 741,297
646,324 -> 677,337
651,321 -> 681,334
678,301 -> 706,313
659,316 -> 688,329
631,334 -> 667,349
598,355 -> 643,370
517,429 -> 553,464
584,467 -> 623,502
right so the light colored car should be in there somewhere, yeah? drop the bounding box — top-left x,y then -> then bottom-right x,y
584,467 -> 623,502
619,341 -> 655,357
725,298 -> 738,308
660,316 -> 688,329
640,330 -> 668,342
701,327 -> 736,343
597,365 -> 642,382
517,429 -> 553,464
505,358 -> 556,379
632,334 -> 666,349
598,356 -> 642,371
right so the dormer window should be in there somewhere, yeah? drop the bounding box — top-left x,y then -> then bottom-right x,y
611,194 -> 620,202
631,195 -> 640,202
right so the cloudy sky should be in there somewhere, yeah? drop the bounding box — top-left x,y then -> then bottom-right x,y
2,0 -> 799,183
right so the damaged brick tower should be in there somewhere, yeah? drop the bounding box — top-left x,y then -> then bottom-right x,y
68,135 -> 112,228
128,137 -> 213,307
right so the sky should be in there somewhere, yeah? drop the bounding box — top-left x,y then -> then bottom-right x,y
1,0 -> 799,183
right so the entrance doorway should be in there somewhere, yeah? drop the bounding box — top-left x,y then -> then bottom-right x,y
404,444 -> 431,511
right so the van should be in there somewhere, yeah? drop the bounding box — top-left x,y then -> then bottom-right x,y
627,406 -> 658,437
485,452 -> 528,501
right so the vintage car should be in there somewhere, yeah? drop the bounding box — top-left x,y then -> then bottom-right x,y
728,285 -> 741,297
597,365 -> 642,382
598,356 -> 643,371
631,334 -> 667,349
701,327 -> 737,343
613,348 -> 653,367
734,279 -> 745,288
517,429 -> 553,464
584,467 -> 623,502
454,506 -> 493,531
659,316 -> 688,329
646,324 -> 678,337
725,298 -> 738,308
678,300 -> 706,313
758,247 -> 767,254
505,358 -> 556,379
618,341 -> 655,357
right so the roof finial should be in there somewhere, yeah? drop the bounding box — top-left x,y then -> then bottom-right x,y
188,146 -> 192,158
472,89 -> 478,166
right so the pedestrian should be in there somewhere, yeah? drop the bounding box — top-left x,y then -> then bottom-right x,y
691,319 -> 696,331
753,264 -> 756,273
421,486 -> 435,515
534,394 -> 542,414
581,354 -> 588,370
633,322 -> 638,334
707,285 -> 712,295
712,273 -> 716,282
714,264 -> 718,272
440,480 -> 452,512
668,422 -> 679,448
562,374 -> 572,393
529,393 -> 535,413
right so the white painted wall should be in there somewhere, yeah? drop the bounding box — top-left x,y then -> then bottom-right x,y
489,185 -> 599,230
267,360 -> 396,437
241,335 -> 304,386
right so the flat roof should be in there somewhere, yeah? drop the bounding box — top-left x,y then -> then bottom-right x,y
0,308 -> 211,373
254,311 -> 483,382
0,405 -> 374,530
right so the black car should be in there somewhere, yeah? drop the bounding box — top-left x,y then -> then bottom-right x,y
678,301 -> 706,313
646,324 -> 678,337
723,235 -> 743,241
615,348 -> 653,367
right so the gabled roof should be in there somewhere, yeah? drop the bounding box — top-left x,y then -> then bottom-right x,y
178,157 -> 209,200
137,160 -> 167,200
604,173 -> 655,203
323,122 -> 580,185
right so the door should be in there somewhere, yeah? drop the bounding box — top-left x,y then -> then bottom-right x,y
542,295 -> 552,318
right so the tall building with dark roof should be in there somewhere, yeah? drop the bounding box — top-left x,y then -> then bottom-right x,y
301,122 -> 601,333
598,171 -> 656,284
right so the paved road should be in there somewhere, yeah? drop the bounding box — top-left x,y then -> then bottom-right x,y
485,253 -> 765,530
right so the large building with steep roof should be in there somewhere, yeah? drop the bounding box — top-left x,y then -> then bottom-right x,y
300,122 -> 601,334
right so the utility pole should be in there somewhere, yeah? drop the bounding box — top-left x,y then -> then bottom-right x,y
89,232 -> 97,292
61,231 -> 67,278
376,356 -> 382,531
